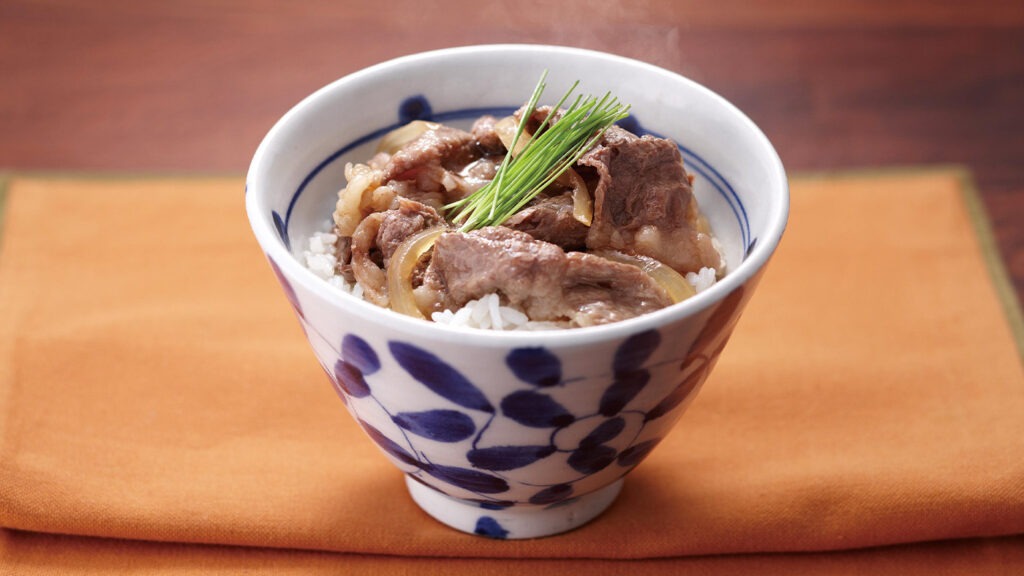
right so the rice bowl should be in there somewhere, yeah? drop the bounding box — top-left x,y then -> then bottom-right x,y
245,44 -> 788,539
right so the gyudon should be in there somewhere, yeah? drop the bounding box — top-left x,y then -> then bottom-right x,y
303,73 -> 724,330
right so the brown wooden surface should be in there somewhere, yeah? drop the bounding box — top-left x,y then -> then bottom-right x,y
1,0 -> 1022,309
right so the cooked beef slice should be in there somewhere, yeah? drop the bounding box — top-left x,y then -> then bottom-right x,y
376,198 -> 444,266
424,227 -> 569,320
503,192 -> 589,250
470,115 -> 505,155
513,105 -> 564,134
593,124 -> 639,147
382,126 -> 476,181
333,233 -> 355,282
423,227 -> 671,326
579,132 -> 721,274
562,252 -> 673,327
351,198 -> 444,306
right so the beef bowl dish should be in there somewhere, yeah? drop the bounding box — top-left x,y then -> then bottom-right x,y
303,75 -> 726,330
246,45 -> 788,539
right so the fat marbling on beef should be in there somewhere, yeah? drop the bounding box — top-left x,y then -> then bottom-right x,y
503,192 -> 589,251
381,126 -> 476,181
423,227 -> 672,326
579,127 -> 721,275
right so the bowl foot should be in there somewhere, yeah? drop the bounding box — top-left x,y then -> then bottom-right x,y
405,475 -> 623,539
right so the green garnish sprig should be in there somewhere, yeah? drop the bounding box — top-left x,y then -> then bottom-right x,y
446,71 -> 630,231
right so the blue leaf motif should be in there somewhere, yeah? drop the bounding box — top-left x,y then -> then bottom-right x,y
529,483 -> 574,505
474,516 -> 509,539
467,445 -> 556,471
392,410 -> 475,443
543,496 -> 581,510
427,464 -> 509,494
568,445 -> 617,475
342,334 -> 380,375
358,421 -> 421,468
267,257 -> 302,318
334,360 -> 371,398
506,348 -> 561,387
617,439 -> 661,468
407,473 -> 435,488
644,363 -> 706,422
271,211 -> 291,251
320,362 -> 348,405
473,499 -> 516,510
500,390 -> 574,428
399,95 -> 434,123
613,330 -> 661,373
389,341 -> 493,413
598,369 -> 650,416
580,417 -> 625,449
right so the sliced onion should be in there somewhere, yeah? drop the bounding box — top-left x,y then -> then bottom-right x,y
494,116 -> 531,156
386,226 -> 446,319
376,120 -> 441,154
594,250 -> 695,303
561,168 -> 592,226
334,162 -> 377,236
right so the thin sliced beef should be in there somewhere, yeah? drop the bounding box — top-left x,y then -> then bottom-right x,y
424,227 -> 568,320
351,198 -> 444,306
333,233 -> 355,283
382,126 -> 475,181
503,192 -> 588,250
422,227 -> 671,326
470,115 -> 505,155
578,133 -> 721,274
592,124 -> 638,147
562,252 -> 672,327
377,198 -> 444,266
380,125 -> 500,208
514,105 -> 564,134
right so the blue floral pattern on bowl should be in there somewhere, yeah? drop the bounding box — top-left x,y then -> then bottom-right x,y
262,250 -> 758,538
256,93 -> 763,538
247,46 -> 788,537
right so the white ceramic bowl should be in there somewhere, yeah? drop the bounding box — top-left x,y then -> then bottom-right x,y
246,45 -> 788,539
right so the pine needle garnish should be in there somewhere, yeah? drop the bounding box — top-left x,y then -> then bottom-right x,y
446,71 -> 630,231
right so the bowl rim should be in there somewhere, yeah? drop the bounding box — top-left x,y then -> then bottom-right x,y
246,43 -> 789,347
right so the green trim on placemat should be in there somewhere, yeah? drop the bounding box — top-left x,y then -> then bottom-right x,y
0,172 -> 11,250
958,170 -> 1024,362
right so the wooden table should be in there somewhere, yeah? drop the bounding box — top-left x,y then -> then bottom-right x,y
2,0 -> 1022,309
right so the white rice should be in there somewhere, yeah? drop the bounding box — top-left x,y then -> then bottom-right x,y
686,267 -> 717,294
429,293 -> 568,331
302,227 -> 722,331
301,229 -> 364,300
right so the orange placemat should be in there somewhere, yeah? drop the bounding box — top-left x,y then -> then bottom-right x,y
1,169 -> 1022,573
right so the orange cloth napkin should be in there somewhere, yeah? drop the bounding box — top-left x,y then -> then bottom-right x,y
1,170 -> 1023,573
